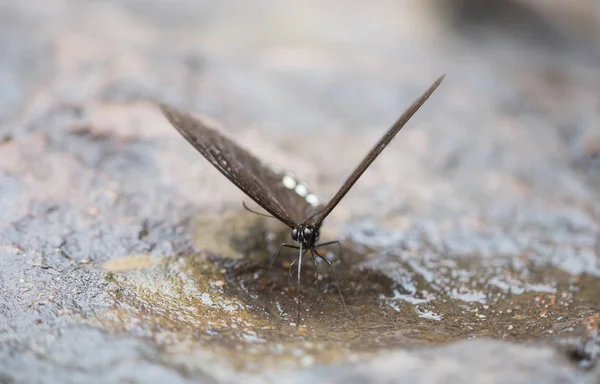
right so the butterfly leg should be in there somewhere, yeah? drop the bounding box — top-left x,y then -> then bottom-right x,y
314,240 -> 344,264
288,258 -> 298,286
268,243 -> 299,275
312,248 -> 354,319
312,249 -> 321,295
313,241 -> 343,302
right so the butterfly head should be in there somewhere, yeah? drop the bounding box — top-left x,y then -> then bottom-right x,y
291,225 -> 320,248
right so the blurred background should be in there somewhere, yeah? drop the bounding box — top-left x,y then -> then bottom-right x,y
2,0 -> 599,215
1,0 -> 599,383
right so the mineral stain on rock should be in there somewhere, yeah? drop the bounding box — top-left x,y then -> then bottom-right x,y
103,253 -> 163,272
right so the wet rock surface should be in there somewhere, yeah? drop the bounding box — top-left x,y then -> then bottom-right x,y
1,0 -> 599,383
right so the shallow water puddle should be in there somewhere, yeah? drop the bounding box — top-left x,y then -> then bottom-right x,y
96,211 -> 600,372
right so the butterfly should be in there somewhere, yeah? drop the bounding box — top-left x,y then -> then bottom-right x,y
160,75 -> 444,324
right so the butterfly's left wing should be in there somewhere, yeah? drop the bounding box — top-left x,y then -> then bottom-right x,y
160,104 -> 323,228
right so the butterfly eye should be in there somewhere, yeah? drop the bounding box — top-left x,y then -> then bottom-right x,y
291,228 -> 298,241
303,227 -> 313,240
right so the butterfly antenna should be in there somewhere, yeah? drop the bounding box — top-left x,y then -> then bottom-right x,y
242,201 -> 275,218
302,210 -> 322,225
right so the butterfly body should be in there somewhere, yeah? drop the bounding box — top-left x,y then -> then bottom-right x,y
160,75 -> 444,324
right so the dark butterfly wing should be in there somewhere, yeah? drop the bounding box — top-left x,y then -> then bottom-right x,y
309,75 -> 445,226
160,104 -> 323,228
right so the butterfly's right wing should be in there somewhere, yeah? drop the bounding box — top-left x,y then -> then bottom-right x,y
160,104 -> 323,228
310,75 -> 444,226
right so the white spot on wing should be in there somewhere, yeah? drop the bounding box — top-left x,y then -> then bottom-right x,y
305,194 -> 320,206
282,175 -> 297,189
295,184 -> 308,197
